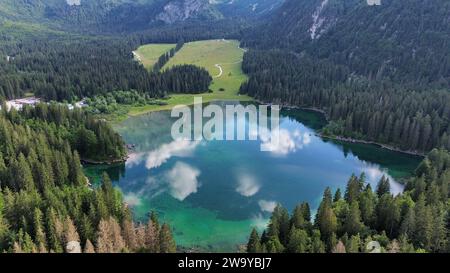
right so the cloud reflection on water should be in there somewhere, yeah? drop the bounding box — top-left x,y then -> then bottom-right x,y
260,128 -> 313,156
146,140 -> 200,169
125,152 -> 145,168
166,162 -> 201,201
359,163 -> 404,195
258,200 -> 277,213
123,192 -> 142,207
236,173 -> 260,197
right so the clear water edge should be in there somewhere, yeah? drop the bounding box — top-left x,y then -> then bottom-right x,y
83,102 -> 422,252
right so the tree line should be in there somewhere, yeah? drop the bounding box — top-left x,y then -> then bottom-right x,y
0,106 -> 176,253
0,37 -> 211,102
3,103 -> 127,162
152,40 -> 185,72
247,149 -> 450,253
240,50 -> 450,153
242,0 -> 450,90
157,65 -> 212,94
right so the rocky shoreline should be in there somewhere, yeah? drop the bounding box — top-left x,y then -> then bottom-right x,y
319,134 -> 425,157
81,156 -> 129,165
276,103 -> 425,157
81,144 -> 135,165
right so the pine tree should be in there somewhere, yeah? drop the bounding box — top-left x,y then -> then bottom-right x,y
291,205 -> 308,230
343,202 -> 363,236
332,240 -> 346,253
79,214 -> 95,247
122,219 -> 137,251
346,234 -> 361,253
13,242 -> 23,253
344,175 -> 362,203
398,234 -> 415,253
247,228 -> 262,253
0,193 -> 7,246
108,217 -> 125,253
265,236 -> 284,253
69,151 -> 85,186
15,154 -> 35,191
95,192 -> 108,221
63,216 -> 80,246
429,204 -> 447,252
333,188 -> 342,202
96,218 -> 112,253
84,239 -> 95,253
101,172 -> 115,212
287,228 -> 310,253
316,188 -> 337,241
413,194 -> 432,249
0,152 -> 6,187
150,211 -> 160,232
300,202 -> 311,222
399,206 -> 415,238
376,176 -> 391,197
145,218 -> 159,252
45,208 -> 63,253
135,224 -> 146,250
159,223 -> 176,253
33,208 -> 47,252
359,185 -> 376,226
376,194 -> 400,237
310,230 -> 325,253
278,207 -> 290,245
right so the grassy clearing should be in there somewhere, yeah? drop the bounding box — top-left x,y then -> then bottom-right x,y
133,43 -> 175,70
128,39 -> 252,116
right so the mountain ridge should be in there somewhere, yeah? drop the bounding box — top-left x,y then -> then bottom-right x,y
0,0 -> 224,33
243,0 -> 450,87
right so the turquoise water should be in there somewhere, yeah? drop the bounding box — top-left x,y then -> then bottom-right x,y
84,102 -> 421,252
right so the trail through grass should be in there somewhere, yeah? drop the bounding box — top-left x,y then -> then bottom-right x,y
128,39 -> 252,116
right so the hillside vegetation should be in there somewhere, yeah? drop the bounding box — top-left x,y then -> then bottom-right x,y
240,0 -> 450,154
0,0 -> 223,33
128,39 -> 252,115
248,149 -> 450,253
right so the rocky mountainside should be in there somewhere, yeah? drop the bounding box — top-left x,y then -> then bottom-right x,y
156,0 -> 223,24
212,0 -> 285,17
243,0 -> 450,87
0,0 -> 223,32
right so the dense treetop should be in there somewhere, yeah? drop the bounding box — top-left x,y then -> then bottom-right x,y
248,149 -> 450,253
0,106 -> 176,253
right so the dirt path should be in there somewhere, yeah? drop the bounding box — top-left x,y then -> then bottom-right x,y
213,64 -> 223,78
132,51 -> 142,63
213,39 -> 247,78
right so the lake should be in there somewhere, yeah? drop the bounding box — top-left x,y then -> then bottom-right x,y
84,102 -> 422,252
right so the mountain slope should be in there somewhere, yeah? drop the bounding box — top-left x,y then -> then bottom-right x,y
212,0 -> 285,17
0,0 -> 223,32
243,0 -> 450,87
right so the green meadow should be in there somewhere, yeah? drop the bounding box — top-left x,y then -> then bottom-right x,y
128,39 -> 252,116
133,43 -> 175,70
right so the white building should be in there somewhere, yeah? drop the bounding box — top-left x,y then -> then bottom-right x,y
2,97 -> 41,111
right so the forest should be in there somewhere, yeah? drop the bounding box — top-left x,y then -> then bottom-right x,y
5,103 -> 127,162
247,149 -> 450,253
243,0 -> 450,89
238,0 -> 450,154
0,0 -> 449,255
0,39 -> 211,102
240,50 -> 450,153
0,105 -> 176,253
0,38 -> 162,101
